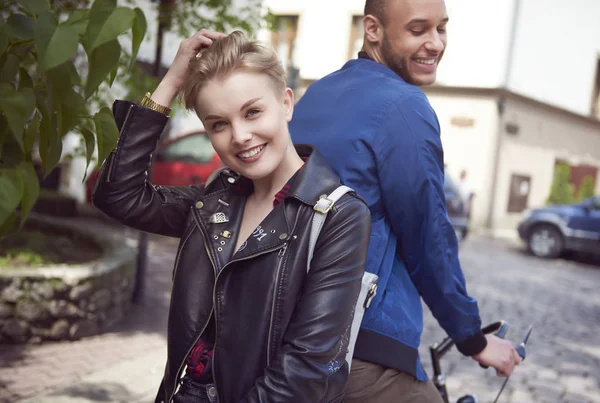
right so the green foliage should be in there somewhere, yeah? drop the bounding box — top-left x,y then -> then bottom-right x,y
0,0 -> 146,236
547,163 -> 575,205
576,175 -> 596,202
1,0 -> 266,238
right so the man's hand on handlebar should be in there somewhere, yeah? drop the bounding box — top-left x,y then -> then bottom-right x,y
472,334 -> 522,377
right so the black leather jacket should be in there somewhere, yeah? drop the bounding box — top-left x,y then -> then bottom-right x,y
92,101 -> 371,403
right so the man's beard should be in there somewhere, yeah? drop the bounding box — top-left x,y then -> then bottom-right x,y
381,33 -> 409,83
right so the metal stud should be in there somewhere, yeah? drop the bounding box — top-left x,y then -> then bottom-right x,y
279,233 -> 287,240
195,201 -> 204,209
217,247 -> 223,252
220,230 -> 232,239
209,212 -> 229,224
227,177 -> 235,184
220,241 -> 225,245
213,235 -> 219,240
218,199 -> 230,207
293,235 -> 298,240
271,229 -> 276,234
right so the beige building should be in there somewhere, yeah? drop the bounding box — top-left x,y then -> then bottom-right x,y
426,88 -> 600,233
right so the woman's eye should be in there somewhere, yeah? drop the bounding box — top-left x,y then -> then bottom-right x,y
212,121 -> 226,131
246,109 -> 261,117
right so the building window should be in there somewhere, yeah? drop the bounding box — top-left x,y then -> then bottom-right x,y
507,174 -> 531,213
348,15 -> 364,60
592,58 -> 600,119
271,16 -> 299,72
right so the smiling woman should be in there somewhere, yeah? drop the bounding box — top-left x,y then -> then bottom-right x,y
91,30 -> 372,403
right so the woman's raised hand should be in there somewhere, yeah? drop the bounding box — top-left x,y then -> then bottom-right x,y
151,29 -> 227,107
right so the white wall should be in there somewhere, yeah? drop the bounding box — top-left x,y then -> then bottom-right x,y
262,0 -> 364,79
425,92 -> 500,229
262,0 -> 516,86
507,0 -> 600,116
435,0 -> 515,88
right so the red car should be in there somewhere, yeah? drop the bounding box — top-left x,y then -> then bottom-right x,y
86,130 -> 222,201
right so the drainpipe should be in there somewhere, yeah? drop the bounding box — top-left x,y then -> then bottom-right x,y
485,0 -> 521,230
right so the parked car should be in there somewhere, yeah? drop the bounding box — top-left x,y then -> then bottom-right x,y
517,195 -> 600,258
444,171 -> 470,241
86,130 -> 222,202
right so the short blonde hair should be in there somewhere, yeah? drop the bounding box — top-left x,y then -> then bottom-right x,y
181,31 -> 287,110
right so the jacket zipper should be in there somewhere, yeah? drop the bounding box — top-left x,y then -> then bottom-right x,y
171,222 -> 195,281
208,242 -> 288,401
171,207 -> 290,401
106,104 -> 134,182
168,211 -> 219,403
266,242 -> 288,365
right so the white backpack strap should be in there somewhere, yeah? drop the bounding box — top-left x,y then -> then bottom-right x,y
307,185 -> 354,274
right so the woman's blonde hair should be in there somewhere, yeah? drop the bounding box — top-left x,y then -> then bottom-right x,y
181,31 -> 287,110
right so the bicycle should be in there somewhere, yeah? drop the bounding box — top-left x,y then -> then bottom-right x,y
429,321 -> 533,403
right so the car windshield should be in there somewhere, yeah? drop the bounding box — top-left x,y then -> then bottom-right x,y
159,134 -> 215,163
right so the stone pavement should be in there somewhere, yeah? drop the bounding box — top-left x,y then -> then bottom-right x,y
1,231 -> 599,403
0,219 -> 178,403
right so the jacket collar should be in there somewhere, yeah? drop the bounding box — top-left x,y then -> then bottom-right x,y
207,144 -> 341,208
287,144 -> 341,206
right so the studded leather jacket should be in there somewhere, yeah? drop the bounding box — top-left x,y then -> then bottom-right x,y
92,101 -> 372,403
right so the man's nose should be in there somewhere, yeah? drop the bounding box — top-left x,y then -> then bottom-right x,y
426,32 -> 445,53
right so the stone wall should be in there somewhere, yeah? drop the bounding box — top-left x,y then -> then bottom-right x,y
0,215 -> 137,343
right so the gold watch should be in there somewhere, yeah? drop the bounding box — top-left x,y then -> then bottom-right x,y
140,92 -> 172,116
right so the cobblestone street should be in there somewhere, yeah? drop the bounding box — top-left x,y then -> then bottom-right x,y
1,232 -> 599,402
419,237 -> 600,403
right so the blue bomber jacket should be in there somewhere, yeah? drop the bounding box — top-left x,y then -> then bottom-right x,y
289,56 -> 487,380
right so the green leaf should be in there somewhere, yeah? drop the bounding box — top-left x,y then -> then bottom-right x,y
80,127 -> 95,181
84,39 -> 120,99
108,63 -> 118,87
64,10 -> 90,37
0,84 -> 36,151
1,135 -> 26,168
93,107 -> 119,166
35,11 -> 80,71
0,211 -> 17,238
130,7 -> 147,69
7,14 -> 35,40
24,114 -> 40,154
0,169 -> 24,227
1,53 -> 20,83
58,91 -> 83,136
37,96 -> 62,177
84,0 -> 116,51
18,0 -> 50,16
19,68 -> 34,90
17,161 -> 40,228
91,7 -> 135,51
34,11 -> 57,67
46,62 -> 73,111
0,114 -> 8,159
0,18 -> 8,59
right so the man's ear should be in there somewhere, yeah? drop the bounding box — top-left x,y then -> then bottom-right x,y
284,87 -> 294,122
363,15 -> 384,44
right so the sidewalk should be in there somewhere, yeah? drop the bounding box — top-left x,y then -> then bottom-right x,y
0,218 -> 178,403
16,346 -> 165,403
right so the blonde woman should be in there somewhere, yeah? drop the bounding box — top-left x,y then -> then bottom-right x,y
93,30 -> 371,403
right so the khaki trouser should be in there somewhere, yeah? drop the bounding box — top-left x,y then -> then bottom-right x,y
344,358 -> 444,403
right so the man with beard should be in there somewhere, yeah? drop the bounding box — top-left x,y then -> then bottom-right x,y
289,0 -> 521,401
